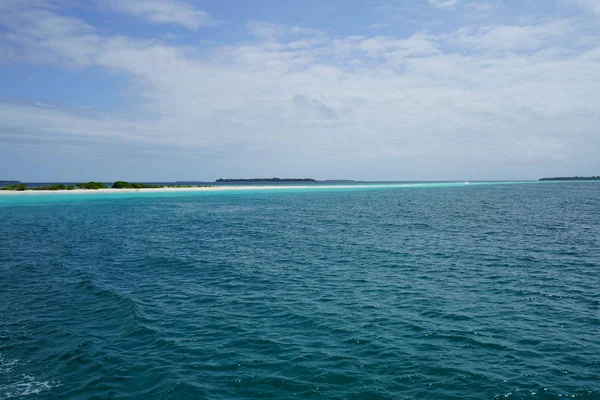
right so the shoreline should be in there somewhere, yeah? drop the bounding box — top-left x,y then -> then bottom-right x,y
0,183 -> 472,195
1,180 -> 597,195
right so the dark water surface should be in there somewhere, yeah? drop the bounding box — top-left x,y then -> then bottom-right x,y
1,182 -> 599,399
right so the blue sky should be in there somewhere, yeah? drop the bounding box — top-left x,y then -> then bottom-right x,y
0,0 -> 599,181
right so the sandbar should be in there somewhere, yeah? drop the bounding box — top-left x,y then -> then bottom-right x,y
0,184 -> 409,195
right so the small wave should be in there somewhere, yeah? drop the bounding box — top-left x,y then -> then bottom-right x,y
74,279 -> 138,314
0,373 -> 58,400
0,357 -> 19,374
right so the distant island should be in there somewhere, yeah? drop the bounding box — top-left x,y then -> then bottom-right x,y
1,181 -> 211,191
1,182 -> 105,191
216,178 -> 317,183
112,181 -> 163,189
539,176 -> 600,181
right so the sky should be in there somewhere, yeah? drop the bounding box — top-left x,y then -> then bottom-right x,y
0,0 -> 599,181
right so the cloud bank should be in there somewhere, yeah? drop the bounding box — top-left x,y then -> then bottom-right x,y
0,0 -> 599,180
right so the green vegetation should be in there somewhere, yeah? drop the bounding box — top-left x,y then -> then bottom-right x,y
32,184 -> 67,191
2,183 -> 79,191
2,183 -> 27,191
77,182 -> 108,190
112,181 -> 164,189
1,181 -> 211,191
539,176 -> 600,181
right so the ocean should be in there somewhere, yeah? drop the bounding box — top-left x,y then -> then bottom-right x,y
1,181 -> 599,399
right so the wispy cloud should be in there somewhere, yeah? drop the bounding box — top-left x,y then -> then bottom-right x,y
428,0 -> 459,10
441,20 -> 574,53
247,21 -> 326,42
465,1 -> 498,18
104,0 -> 215,30
569,0 -> 600,15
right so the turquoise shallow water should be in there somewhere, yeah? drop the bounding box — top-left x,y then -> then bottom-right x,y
1,181 -> 599,399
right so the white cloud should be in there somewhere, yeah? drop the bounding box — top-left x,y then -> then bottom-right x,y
428,0 -> 459,10
569,0 -> 600,15
0,0 -> 55,11
0,3 -> 599,179
442,20 -> 573,53
104,0 -> 214,30
247,22 -> 287,40
247,22 -> 325,42
465,1 -> 498,18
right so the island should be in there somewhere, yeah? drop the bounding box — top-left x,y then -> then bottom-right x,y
539,176 -> 600,181
112,181 -> 163,189
1,181 -> 212,191
1,182 -> 107,191
78,182 -> 108,189
216,178 -> 317,183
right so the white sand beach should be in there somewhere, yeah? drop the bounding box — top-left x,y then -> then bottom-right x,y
0,184 -> 403,195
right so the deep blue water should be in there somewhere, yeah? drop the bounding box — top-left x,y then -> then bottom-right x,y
1,182 -> 599,399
